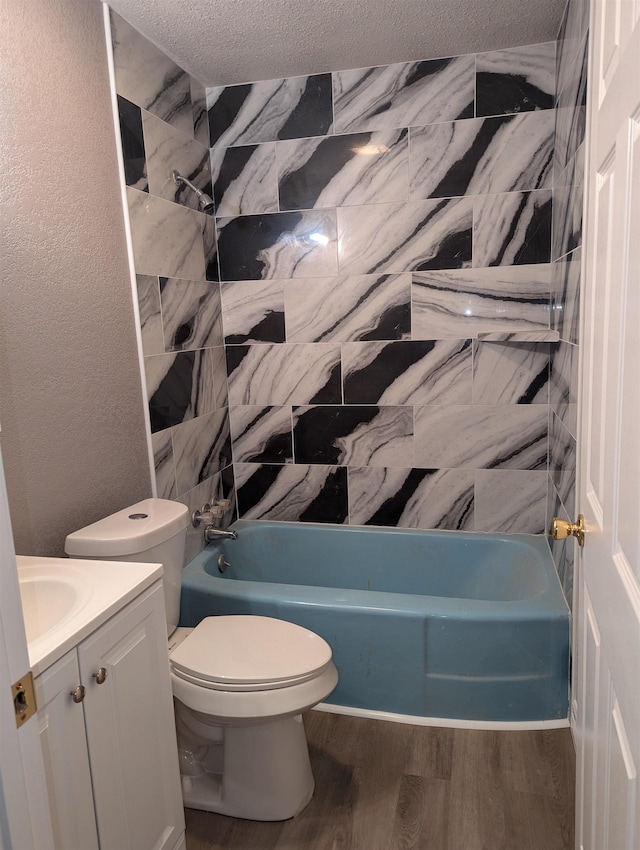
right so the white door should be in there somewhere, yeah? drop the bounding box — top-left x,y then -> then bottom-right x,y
576,1 -> 640,848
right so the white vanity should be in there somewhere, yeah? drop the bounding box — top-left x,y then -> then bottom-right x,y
17,556 -> 185,850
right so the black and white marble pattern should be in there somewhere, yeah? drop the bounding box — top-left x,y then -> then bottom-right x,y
217,209 -> 338,281
151,429 -> 177,499
342,340 -> 472,405
474,470 -> 547,533
136,275 -> 164,355
476,42 -> 556,117
110,11 -> 194,139
220,280 -> 285,344
332,57 -> 475,134
127,188 -> 205,279
190,78 -> 209,147
226,343 -> 341,406
172,408 -> 232,495
337,197 -> 472,275
284,273 -> 411,343
235,463 -> 348,523
549,340 -> 578,437
142,111 -> 212,211
118,96 -> 147,191
348,467 -> 474,530
292,405 -> 413,467
414,405 -> 548,470
277,130 -> 408,210
210,143 -> 278,217
411,264 -> 552,339
145,348 -> 222,432
554,33 -> 587,176
202,215 -> 220,282
551,248 -> 580,344
208,75 -> 333,147
473,190 -> 552,267
472,341 -> 550,404
229,406 -> 293,463
547,478 -> 574,608
159,278 -> 223,351
552,145 -> 583,262
549,412 -> 576,521
409,112 -> 554,200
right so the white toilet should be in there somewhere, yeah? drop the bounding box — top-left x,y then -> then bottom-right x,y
65,498 -> 338,821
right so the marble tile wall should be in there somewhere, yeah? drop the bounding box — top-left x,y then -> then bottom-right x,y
207,42 -> 558,533
548,0 -> 589,608
110,10 -> 234,562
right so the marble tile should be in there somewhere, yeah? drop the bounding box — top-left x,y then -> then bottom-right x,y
207,75 -> 333,147
209,345 -> 229,411
342,340 -> 472,405
473,189 -> 552,267
110,11 -> 193,138
172,408 -> 232,495
549,340 -> 578,438
415,404 -> 548,469
337,197 -> 472,275
145,348 -> 221,432
332,56 -> 475,134
211,143 -> 278,217
411,264 -> 552,339
158,279 -> 222,351
127,188 -> 205,279
235,463 -> 348,523
142,111 -> 212,211
551,247 -> 580,344
179,466 -> 236,564
550,411 -> 576,520
547,478 -> 575,609
117,96 -> 147,191
476,42 -> 556,117
552,144 -> 584,262
409,112 -> 554,200
292,405 -> 413,467
472,341 -> 550,404
190,77 -> 209,147
226,343 -> 341,406
151,429 -> 177,500
474,470 -> 547,533
202,214 -> 220,282
217,209 -> 338,281
557,0 -> 590,91
285,273 -> 410,343
220,280 -> 285,344
277,129 -> 408,210
229,405 -> 293,463
135,274 -> 164,355
348,467 -> 474,530
554,33 -> 588,176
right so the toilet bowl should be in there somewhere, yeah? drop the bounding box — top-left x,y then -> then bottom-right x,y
65,499 -> 338,821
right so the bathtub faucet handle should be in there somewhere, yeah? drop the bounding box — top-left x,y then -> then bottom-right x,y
192,499 -> 232,528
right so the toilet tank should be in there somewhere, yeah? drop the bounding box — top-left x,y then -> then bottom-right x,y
65,499 -> 189,635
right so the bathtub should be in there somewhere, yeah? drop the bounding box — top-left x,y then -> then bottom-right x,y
180,521 -> 569,727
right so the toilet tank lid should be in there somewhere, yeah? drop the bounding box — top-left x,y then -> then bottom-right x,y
65,499 -> 189,557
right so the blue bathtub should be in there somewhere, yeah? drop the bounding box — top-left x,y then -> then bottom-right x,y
180,521 -> 569,725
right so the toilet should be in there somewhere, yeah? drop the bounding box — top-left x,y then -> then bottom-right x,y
64,498 -> 338,821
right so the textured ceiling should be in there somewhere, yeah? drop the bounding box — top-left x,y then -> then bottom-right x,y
104,0 -> 567,87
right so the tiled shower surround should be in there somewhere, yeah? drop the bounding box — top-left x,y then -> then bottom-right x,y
207,42 -> 558,533
547,0 -> 588,606
111,8 -> 570,541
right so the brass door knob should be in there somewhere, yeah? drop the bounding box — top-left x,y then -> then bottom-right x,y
552,514 -> 585,547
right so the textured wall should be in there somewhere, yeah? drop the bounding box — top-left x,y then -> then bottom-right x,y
0,0 -> 151,556
547,0 -> 589,608
206,45 -> 559,533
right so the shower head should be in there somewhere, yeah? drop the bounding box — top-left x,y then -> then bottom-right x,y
171,170 -> 215,214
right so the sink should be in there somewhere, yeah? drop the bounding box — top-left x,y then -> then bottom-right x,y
17,562 -> 93,645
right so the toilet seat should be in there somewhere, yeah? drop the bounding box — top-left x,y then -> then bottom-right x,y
169,615 -> 333,692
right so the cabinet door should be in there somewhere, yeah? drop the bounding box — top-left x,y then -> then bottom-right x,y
35,651 -> 99,850
78,584 -> 184,850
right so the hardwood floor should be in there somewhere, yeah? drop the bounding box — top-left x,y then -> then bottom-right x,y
185,710 -> 575,850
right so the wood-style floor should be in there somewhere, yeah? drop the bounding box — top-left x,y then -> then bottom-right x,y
185,710 -> 575,850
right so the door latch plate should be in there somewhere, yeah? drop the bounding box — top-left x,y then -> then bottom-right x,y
12,671 -> 37,727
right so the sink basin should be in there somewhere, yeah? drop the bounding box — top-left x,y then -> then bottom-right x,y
17,562 -> 93,645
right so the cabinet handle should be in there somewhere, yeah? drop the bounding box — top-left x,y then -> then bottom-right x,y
70,685 -> 86,703
93,667 -> 108,685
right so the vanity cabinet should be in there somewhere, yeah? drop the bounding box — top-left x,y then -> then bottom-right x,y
35,582 -> 185,850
